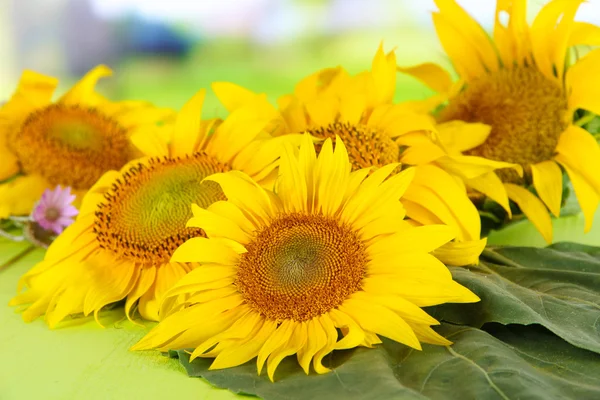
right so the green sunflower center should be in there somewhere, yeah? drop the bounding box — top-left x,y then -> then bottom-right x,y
309,122 -> 399,171
438,66 -> 569,182
94,152 -> 229,265
9,104 -> 131,190
236,213 -> 367,322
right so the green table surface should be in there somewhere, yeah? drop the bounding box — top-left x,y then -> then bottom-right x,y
0,242 -> 238,400
1,210 -> 599,399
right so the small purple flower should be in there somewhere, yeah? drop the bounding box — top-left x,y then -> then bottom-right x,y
32,186 -> 79,235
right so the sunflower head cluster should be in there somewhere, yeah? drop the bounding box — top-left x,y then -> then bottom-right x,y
132,134 -> 479,380
0,66 -> 173,217
6,0 -> 600,385
398,0 -> 600,242
9,86 -> 297,325
215,45 -> 486,266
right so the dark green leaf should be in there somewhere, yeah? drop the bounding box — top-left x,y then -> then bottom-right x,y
430,246 -> 600,354
171,324 -> 600,400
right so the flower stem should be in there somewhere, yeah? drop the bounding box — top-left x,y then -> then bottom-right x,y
0,228 -> 25,242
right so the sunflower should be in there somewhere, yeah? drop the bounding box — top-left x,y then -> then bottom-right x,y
0,66 -> 172,218
216,45 -> 486,265
132,134 -> 480,381
398,0 -> 600,242
9,87 -> 296,327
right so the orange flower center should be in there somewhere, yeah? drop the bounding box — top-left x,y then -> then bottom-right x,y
236,213 -> 367,322
94,153 -> 229,265
9,105 -> 133,189
439,66 -> 569,182
309,122 -> 399,171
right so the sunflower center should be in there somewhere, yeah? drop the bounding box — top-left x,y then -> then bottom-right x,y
438,66 -> 569,182
9,104 -> 132,190
94,152 -> 229,265
309,122 -> 399,170
236,213 -> 367,322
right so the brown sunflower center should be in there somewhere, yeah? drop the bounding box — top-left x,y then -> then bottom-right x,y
438,66 -> 569,182
236,213 -> 367,322
94,152 -> 229,265
309,122 -> 399,171
8,104 -> 132,190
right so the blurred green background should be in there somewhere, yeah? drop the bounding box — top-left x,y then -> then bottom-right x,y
6,0 -> 600,113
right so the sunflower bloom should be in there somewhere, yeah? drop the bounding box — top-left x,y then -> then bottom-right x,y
9,87 -> 295,326
215,45 -> 486,265
0,66 -> 172,218
398,0 -> 600,242
132,134 -> 480,381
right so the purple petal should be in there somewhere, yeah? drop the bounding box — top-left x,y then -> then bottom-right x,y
56,186 -> 73,206
48,186 -> 63,205
56,216 -> 75,227
36,217 -> 54,231
61,205 -> 79,218
49,221 -> 65,235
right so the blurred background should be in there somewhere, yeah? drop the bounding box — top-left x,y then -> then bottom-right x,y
2,0 -> 600,115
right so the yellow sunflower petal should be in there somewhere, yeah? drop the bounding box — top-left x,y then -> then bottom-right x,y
212,82 -> 259,112
494,0 -> 530,66
129,126 -> 170,157
0,174 -> 49,218
267,323 -> 307,382
434,0 -> 499,73
125,266 -> 157,320
257,320 -> 295,375
368,224 -> 456,258
340,297 -> 421,350
504,183 -> 553,243
351,291 -> 439,326
83,260 -> 139,323
363,277 -> 479,306
568,22 -> 600,47
436,121 -> 492,154
296,318 -> 329,374
437,155 -> 523,180
531,160 -> 563,217
328,309 -> 365,351
555,125 -> 600,195
465,172 -> 512,216
171,237 -> 241,265
531,0 -> 584,80
312,315 -> 338,374
432,238 -> 487,267
431,13 -> 487,81
60,65 -> 112,106
397,62 -> 453,94
409,323 -> 452,346
207,201 -> 255,236
370,43 -> 397,104
205,170 -> 276,224
567,48 -> 600,117
188,203 -> 251,244
400,142 -> 447,165
170,89 -> 207,157
0,150 -> 19,181
305,97 -> 339,127
0,70 -> 57,125
210,319 -> 278,370
556,160 -> 600,232
407,164 -> 480,241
